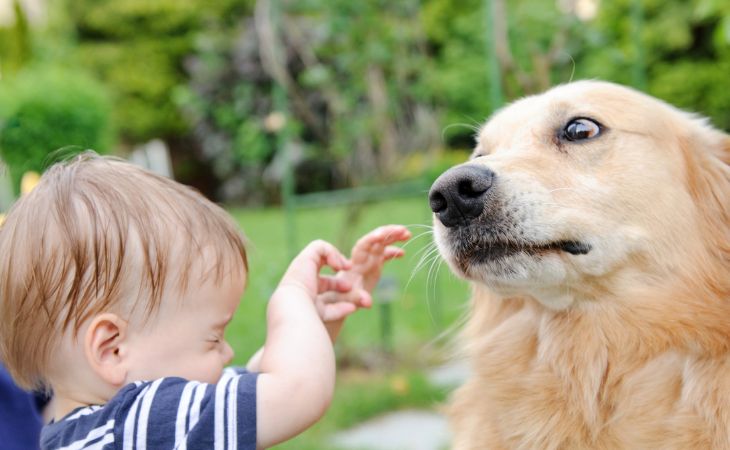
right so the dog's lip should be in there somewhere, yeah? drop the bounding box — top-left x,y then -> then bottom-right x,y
556,240 -> 592,255
464,239 -> 591,260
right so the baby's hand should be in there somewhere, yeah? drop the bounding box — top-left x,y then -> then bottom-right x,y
278,240 -> 352,301
350,224 -> 412,298
315,225 -> 411,322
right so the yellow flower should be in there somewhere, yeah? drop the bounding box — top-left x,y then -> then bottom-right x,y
21,171 -> 41,195
0,213 -> 4,226
389,375 -> 410,396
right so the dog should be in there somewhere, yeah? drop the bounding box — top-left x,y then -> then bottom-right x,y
429,80 -> 730,449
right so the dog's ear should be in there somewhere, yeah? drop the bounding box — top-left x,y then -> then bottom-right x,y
721,135 -> 730,166
679,125 -> 730,255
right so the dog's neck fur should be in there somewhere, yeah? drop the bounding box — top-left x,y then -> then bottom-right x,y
457,264 -> 730,448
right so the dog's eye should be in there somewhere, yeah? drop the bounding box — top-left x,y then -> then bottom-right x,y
470,145 -> 487,159
562,118 -> 601,142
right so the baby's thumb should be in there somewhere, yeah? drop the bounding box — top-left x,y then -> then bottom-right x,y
357,290 -> 373,309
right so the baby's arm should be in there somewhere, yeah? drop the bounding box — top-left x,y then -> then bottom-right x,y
254,240 -> 351,449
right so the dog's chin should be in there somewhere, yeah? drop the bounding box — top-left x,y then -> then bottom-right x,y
454,248 -> 567,284
435,229 -> 591,295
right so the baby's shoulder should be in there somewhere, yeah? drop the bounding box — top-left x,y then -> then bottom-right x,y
41,370 -> 258,450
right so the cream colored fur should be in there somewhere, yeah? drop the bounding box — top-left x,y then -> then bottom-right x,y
434,81 -> 730,449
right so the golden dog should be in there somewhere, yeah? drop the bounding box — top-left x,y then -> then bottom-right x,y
429,81 -> 730,449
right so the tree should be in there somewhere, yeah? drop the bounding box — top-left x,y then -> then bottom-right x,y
581,0 -> 730,129
178,0 -> 440,202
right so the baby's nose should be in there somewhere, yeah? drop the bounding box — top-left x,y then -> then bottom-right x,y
222,341 -> 234,365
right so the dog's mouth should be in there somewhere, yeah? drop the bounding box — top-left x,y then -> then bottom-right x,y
458,239 -> 591,263
554,240 -> 592,255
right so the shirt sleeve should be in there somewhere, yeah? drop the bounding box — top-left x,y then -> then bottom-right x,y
113,369 -> 258,450
0,363 -> 43,450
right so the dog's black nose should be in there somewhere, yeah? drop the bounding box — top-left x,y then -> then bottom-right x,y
429,165 -> 494,227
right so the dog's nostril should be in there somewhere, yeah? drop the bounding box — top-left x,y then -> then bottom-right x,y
429,191 -> 447,213
457,179 -> 489,198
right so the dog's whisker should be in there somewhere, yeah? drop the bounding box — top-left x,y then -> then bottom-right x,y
425,254 -> 441,326
400,235 -> 433,252
401,229 -> 434,246
404,223 -> 434,230
406,244 -> 441,291
427,257 -> 447,327
408,252 -> 441,290
567,53 -> 576,83
441,119 -> 483,144
410,240 -> 438,264
424,289 -> 471,358
546,187 -> 580,194
541,202 -> 574,210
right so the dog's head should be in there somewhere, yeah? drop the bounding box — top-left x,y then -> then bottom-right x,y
431,81 -> 730,309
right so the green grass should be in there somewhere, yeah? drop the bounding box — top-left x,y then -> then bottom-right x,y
225,196 -> 470,449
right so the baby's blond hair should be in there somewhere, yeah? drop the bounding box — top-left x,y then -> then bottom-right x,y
0,153 -> 247,390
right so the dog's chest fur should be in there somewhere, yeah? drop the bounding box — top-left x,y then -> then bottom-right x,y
447,295 -> 730,450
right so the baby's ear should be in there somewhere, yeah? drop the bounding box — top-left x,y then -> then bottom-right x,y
84,313 -> 128,387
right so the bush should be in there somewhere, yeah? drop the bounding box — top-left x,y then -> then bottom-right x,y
0,67 -> 114,193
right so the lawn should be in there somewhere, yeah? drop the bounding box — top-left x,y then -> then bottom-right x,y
226,195 -> 471,449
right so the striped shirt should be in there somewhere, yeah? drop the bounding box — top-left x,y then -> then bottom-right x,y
40,368 -> 258,450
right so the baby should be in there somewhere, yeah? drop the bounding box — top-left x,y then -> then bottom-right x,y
0,153 -> 410,449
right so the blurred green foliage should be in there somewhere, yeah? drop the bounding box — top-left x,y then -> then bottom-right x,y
0,0 -> 729,201
582,0 -> 730,128
176,0 -> 438,200
0,67 -> 113,193
421,0 -> 582,142
0,1 -> 31,74
67,0 -> 254,141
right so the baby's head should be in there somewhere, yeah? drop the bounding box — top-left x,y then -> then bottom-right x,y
0,153 -> 247,403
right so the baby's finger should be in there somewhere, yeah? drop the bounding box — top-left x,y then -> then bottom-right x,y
379,225 -> 412,246
318,275 -> 352,294
357,289 -> 373,309
352,227 -> 395,257
354,225 -> 411,253
322,302 -> 357,322
383,246 -> 405,261
306,239 -> 351,271
353,228 -> 383,253
324,250 -> 352,272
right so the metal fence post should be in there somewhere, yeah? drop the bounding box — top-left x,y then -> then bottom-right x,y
484,0 -> 504,111
268,0 -> 298,258
376,276 -> 398,353
0,162 -> 13,212
631,0 -> 647,90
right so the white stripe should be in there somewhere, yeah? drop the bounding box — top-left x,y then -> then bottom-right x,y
214,371 -> 235,450
58,420 -> 114,450
65,405 -> 102,422
83,432 -> 115,450
174,381 -> 197,448
226,375 -> 240,450
176,382 -> 210,450
123,385 -> 150,450
188,383 -> 207,431
135,378 -> 164,450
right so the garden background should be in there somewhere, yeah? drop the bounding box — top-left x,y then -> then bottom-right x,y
1,0 -> 729,448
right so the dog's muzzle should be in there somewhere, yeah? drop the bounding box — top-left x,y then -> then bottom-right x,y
429,165 -> 494,227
